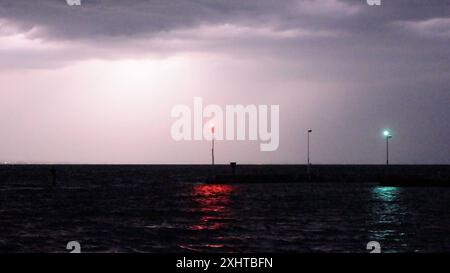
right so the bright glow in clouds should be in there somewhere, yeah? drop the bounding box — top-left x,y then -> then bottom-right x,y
0,52 -> 312,164
0,55 -> 212,163
92,57 -> 192,92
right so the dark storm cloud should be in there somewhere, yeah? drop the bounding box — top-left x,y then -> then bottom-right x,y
0,0 -> 448,41
0,0 -> 297,39
1,0 -> 449,69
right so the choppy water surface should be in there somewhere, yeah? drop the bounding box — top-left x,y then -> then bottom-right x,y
1,181 -> 450,253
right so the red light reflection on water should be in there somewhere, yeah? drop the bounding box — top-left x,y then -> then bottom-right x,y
189,184 -> 234,231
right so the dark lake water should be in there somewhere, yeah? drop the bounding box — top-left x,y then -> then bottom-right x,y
1,180 -> 450,253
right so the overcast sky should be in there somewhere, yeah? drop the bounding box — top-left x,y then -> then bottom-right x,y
0,0 -> 449,164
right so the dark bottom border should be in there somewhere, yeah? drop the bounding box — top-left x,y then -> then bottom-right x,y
0,253 -> 446,272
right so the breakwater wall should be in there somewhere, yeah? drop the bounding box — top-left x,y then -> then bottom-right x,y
0,164 -> 449,186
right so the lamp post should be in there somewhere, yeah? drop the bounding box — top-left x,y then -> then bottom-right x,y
383,130 -> 392,166
208,123 -> 216,182
307,129 -> 312,175
211,124 -> 215,167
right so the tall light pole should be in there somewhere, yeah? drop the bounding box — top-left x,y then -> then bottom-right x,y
383,130 -> 392,166
307,129 -> 312,175
211,124 -> 215,167
209,123 -> 216,181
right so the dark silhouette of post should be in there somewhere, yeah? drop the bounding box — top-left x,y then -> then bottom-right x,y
211,124 -> 215,166
307,129 -> 312,176
230,162 -> 237,176
383,130 -> 392,166
211,124 -> 215,180
386,137 -> 389,165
